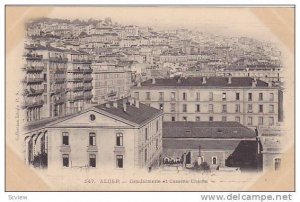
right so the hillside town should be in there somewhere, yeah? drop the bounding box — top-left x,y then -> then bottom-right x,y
20,17 -> 284,174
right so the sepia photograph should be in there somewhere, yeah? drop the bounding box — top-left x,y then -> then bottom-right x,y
4,5 -> 295,192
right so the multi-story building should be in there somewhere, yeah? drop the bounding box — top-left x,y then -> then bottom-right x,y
23,98 -> 163,170
22,44 -> 93,123
131,76 -> 282,129
66,50 -> 93,113
92,62 -> 132,104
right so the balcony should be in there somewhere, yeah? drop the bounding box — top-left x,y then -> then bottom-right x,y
26,54 -> 43,60
71,86 -> 84,92
107,91 -> 117,98
49,57 -> 68,63
68,77 -> 84,82
54,68 -> 66,74
72,59 -> 92,64
113,146 -> 125,154
87,146 -> 98,152
54,77 -> 66,84
84,94 -> 93,100
23,100 -> 44,108
53,88 -> 65,94
25,77 -> 44,84
84,69 -> 93,73
59,145 -> 71,153
69,95 -> 84,102
24,88 -> 44,96
25,66 -> 44,73
83,77 -> 93,82
84,86 -> 93,91
54,97 -> 65,105
70,68 -> 84,73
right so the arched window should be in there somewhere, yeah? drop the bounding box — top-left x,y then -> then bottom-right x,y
212,157 -> 217,165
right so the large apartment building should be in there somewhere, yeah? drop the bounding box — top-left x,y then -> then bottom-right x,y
22,44 -> 93,123
92,62 -> 132,104
131,76 -> 282,129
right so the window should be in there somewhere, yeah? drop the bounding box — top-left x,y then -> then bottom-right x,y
145,128 -> 148,141
196,116 -> 200,122
116,155 -> 123,168
236,93 -> 240,101
222,92 -> 226,101
248,93 -> 252,101
146,92 -> 151,100
89,154 -> 96,167
274,158 -> 281,171
248,104 -> 253,113
196,92 -> 200,101
235,104 -> 240,113
62,154 -> 69,167
235,116 -> 240,123
62,132 -> 69,146
269,117 -> 274,126
183,92 -> 187,100
222,104 -> 227,113
212,157 -> 217,165
270,93 -> 274,101
156,120 -> 159,132
44,95 -> 47,104
259,105 -> 264,113
269,104 -> 274,113
183,116 -> 187,121
159,92 -> 164,100
159,103 -> 164,111
209,104 -> 214,113
90,114 -> 96,121
170,103 -> 176,112
209,116 -> 214,122
116,133 -> 123,146
134,92 -> 139,99
182,104 -> 187,112
89,133 -> 96,146
144,149 -> 147,163
171,116 -> 175,122
258,117 -> 264,125
209,92 -> 213,101
247,117 -> 253,125
222,116 -> 227,122
196,104 -> 200,112
171,92 -> 176,100
259,93 -> 263,101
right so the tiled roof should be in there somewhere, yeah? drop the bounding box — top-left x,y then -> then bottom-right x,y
163,139 -> 257,150
94,98 -> 162,125
136,77 -> 269,88
163,121 -> 256,139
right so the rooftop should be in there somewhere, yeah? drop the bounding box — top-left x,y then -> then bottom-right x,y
94,98 -> 162,125
135,77 -> 269,88
163,121 -> 256,139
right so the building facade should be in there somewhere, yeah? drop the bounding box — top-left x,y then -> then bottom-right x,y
131,77 -> 281,129
23,98 -> 163,170
162,121 -> 260,171
22,44 -> 93,123
92,62 -> 132,104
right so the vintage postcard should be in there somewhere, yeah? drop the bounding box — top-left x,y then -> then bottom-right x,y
5,5 -> 295,191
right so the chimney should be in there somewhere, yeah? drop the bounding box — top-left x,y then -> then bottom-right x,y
152,77 -> 156,84
137,81 -> 141,87
113,101 -> 118,108
105,102 -> 111,108
252,79 -> 257,87
123,99 -> 127,112
228,75 -> 232,84
177,77 -> 181,83
202,76 -> 206,84
129,97 -> 134,105
135,99 -> 140,108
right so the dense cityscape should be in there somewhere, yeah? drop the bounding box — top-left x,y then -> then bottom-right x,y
20,17 -> 284,173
